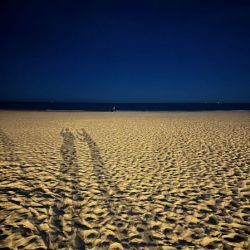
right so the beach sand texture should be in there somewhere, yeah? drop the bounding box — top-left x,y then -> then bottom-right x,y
0,111 -> 249,250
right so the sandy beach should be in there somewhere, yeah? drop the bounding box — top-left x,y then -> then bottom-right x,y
0,111 -> 249,250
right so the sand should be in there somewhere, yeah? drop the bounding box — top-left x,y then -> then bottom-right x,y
0,111 -> 249,250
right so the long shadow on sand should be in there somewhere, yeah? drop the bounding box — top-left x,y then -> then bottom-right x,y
50,128 -> 85,250
0,129 -> 50,248
0,129 -> 29,195
0,128 -> 19,163
77,128 -> 162,249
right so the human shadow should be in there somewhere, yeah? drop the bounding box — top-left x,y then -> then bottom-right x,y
77,128 -> 161,248
0,128 -> 19,163
50,128 -> 85,250
0,129 -> 51,248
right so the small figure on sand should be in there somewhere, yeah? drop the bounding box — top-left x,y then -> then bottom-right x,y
112,105 -> 117,112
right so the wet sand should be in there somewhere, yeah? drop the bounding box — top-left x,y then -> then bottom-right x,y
0,111 -> 249,250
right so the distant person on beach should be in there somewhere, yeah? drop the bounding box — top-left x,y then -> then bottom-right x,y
112,106 -> 116,112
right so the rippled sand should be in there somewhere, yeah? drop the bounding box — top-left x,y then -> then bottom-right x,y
0,111 -> 249,250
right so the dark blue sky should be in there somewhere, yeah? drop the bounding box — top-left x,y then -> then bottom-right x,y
1,0 -> 250,102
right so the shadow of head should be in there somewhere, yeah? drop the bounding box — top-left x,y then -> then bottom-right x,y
61,128 -> 75,144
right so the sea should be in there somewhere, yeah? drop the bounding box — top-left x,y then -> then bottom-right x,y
0,102 -> 250,111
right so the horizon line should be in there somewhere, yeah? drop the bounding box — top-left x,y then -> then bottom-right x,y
1,101 -> 250,104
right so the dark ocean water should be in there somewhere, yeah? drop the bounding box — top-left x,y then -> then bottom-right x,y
0,102 -> 249,111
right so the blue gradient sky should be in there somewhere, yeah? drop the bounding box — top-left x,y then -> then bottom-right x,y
0,1 -> 250,102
